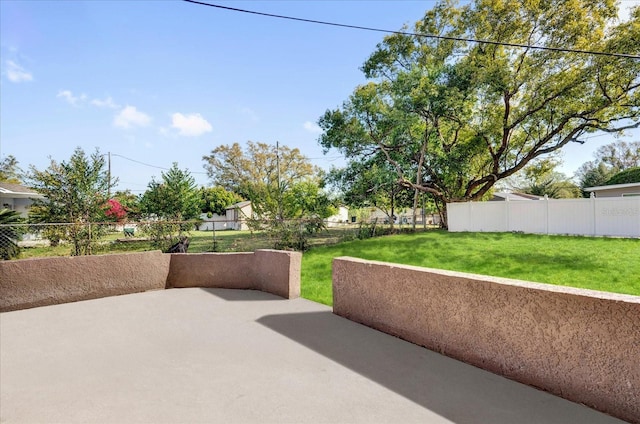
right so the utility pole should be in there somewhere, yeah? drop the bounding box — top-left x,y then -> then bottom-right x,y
276,141 -> 282,220
107,151 -> 112,199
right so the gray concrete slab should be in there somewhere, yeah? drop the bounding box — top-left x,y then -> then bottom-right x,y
0,288 -> 625,424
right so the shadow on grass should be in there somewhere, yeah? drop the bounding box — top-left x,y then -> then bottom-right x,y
256,311 -> 619,424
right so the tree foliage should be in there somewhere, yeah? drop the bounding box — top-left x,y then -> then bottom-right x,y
112,190 -> 141,220
593,140 -> 640,170
319,0 -> 640,226
328,158 -> 413,226
0,208 -> 23,260
27,147 -> 114,255
605,166 -> 640,185
139,163 -> 200,220
576,140 -> 640,194
513,157 -> 581,198
0,155 -> 23,183
104,199 -> 127,222
202,141 -> 329,220
200,186 -> 243,216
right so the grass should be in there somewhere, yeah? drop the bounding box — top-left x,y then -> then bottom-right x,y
17,225 -> 363,258
18,230 -> 268,258
17,227 -> 639,305
301,231 -> 640,305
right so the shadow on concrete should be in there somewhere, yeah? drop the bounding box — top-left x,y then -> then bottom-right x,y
256,310 -> 621,424
199,287 -> 283,302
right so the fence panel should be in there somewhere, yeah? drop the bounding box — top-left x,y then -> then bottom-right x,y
448,197 -> 640,238
547,199 -> 594,235
595,197 -> 640,237
508,201 -> 547,234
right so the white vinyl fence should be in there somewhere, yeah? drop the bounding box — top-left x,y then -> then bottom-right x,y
448,196 -> 640,237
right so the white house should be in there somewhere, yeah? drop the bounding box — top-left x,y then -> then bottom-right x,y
325,206 -> 349,227
0,182 -> 44,217
198,201 -> 253,231
584,182 -> 640,198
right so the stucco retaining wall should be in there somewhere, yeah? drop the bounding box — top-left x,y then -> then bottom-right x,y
1,250 -> 301,312
0,251 -> 170,312
167,250 -> 301,299
332,257 -> 640,423
166,252 -> 256,290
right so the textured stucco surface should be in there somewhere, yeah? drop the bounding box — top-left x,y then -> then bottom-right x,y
332,257 -> 640,424
167,250 -> 301,299
0,251 -> 170,312
1,250 -> 301,313
166,252 -> 255,290
254,249 -> 301,299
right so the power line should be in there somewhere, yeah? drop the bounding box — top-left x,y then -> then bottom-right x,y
182,0 -> 640,60
110,153 -> 209,175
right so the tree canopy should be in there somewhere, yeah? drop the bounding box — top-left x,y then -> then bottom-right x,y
575,140 -> 640,194
202,141 -> 329,220
27,147 -> 114,255
605,166 -> 640,185
139,163 -> 201,220
0,155 -> 23,183
319,0 -> 640,226
327,158 -> 413,224
200,186 -> 243,216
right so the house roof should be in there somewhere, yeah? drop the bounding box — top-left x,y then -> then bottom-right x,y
583,182 -> 640,192
0,182 -> 43,198
226,200 -> 251,209
491,192 -> 542,201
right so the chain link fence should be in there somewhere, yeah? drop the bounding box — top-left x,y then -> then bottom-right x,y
0,218 -> 417,260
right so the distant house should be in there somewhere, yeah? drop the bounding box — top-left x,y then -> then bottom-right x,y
325,206 -> 349,227
0,182 -> 44,217
363,207 -> 441,226
198,201 -> 253,231
490,192 -> 542,201
584,182 -> 640,198
226,201 -> 252,230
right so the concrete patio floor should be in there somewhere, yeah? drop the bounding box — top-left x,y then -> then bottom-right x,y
0,288 -> 625,424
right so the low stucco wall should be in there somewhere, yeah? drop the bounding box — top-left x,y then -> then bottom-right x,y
332,257 -> 640,423
0,251 -> 170,312
167,250 -> 301,299
0,250 -> 301,313
166,252 -> 255,290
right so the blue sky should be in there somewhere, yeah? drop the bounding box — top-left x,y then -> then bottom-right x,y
1,0 -> 638,194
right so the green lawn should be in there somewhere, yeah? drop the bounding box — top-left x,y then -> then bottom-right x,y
19,230 -> 269,258
301,231 -> 640,305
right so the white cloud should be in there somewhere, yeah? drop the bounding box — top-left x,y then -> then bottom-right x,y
171,112 -> 212,137
57,89 -> 87,106
303,121 -> 322,134
6,60 -> 33,83
91,96 -> 120,109
114,105 -> 151,129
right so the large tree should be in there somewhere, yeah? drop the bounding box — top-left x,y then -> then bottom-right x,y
28,147 -> 114,255
319,0 -> 639,227
139,163 -> 201,220
202,141 -> 323,219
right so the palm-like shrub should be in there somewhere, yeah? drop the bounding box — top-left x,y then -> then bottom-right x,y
0,208 -> 23,260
